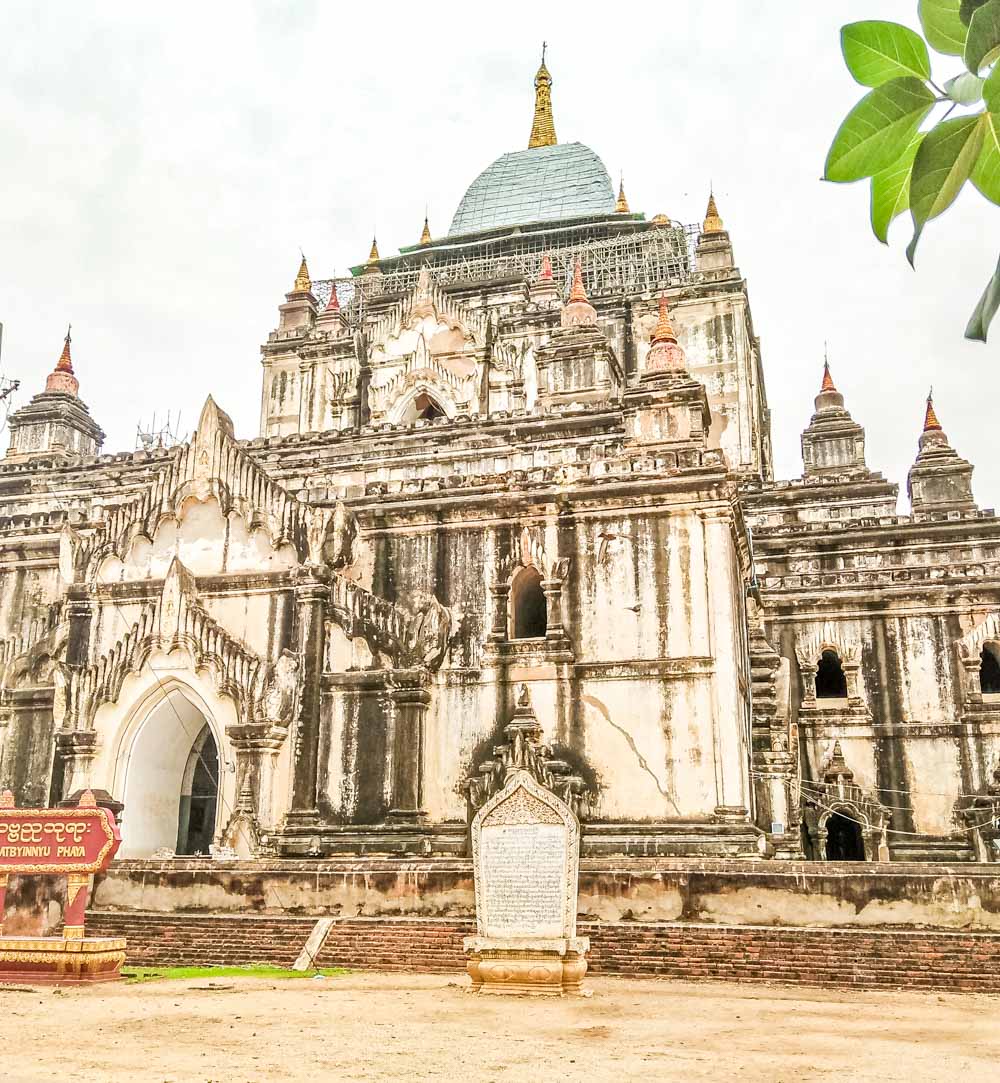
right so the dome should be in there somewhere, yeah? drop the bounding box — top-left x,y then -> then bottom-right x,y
449,142 -> 616,236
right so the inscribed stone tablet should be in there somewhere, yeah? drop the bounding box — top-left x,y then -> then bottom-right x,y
476,783 -> 572,939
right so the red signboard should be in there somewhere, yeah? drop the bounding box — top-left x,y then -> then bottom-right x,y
0,790 -> 120,875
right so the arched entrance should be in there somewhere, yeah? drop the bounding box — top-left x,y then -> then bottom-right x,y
117,685 -> 222,858
825,811 -> 866,861
176,724 -> 219,855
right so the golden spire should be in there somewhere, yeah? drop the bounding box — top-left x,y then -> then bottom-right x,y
55,324 -> 74,374
651,295 -> 678,345
821,359 -> 836,393
923,389 -> 942,432
568,259 -> 588,303
419,216 -> 432,246
293,254 -> 311,293
703,191 -> 724,234
528,44 -> 557,149
362,236 -> 381,274
616,177 -> 630,214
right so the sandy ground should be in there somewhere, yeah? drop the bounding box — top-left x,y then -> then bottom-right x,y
3,972 -> 1000,1082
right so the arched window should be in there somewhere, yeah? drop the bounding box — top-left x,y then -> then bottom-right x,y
815,649 -> 848,699
399,391 -> 446,424
511,567 -> 547,639
982,645 -> 1000,695
825,811 -> 866,861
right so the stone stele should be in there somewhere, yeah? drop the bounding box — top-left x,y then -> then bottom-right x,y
464,768 -> 589,996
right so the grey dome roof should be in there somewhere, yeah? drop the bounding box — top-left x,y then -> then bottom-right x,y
449,142 -> 615,236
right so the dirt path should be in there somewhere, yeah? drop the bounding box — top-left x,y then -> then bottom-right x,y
3,973 -> 999,1082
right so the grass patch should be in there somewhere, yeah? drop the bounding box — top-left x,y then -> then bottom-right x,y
123,965 -> 348,983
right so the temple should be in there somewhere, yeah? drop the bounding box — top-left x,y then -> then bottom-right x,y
2,56 -> 999,873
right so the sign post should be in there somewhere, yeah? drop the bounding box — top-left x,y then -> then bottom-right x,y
0,789 -> 126,984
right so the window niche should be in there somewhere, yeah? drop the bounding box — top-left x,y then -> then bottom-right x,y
981,645 -> 1000,696
511,566 -> 547,639
815,649 -> 848,699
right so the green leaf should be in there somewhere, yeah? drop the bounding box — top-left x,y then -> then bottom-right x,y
983,63 -> 1000,108
870,135 -> 924,242
961,0 -> 992,25
965,252 -> 1000,340
965,0 -> 1000,70
824,78 -> 937,182
920,0 -> 969,53
841,21 -> 932,86
945,71 -> 985,101
907,113 -> 986,263
972,111 -> 1000,201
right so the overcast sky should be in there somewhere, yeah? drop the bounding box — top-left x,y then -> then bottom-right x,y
1,2 -> 996,508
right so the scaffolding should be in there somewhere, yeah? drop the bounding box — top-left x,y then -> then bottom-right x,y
313,220 -> 700,322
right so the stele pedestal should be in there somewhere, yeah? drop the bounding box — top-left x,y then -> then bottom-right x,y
464,769 -> 589,996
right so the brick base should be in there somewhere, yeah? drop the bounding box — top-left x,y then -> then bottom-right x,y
84,911 -> 1000,992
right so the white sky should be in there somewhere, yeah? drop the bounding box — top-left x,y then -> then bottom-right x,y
1,1 -> 996,508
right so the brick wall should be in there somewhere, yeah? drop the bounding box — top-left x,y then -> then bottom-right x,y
86,911 -> 1000,991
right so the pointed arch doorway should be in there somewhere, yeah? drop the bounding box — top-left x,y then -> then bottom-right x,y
117,684 -> 222,858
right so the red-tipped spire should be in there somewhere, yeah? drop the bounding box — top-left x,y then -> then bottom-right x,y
539,253 -> 553,282
324,282 -> 341,312
56,325 -> 74,374
568,259 -> 588,303
923,390 -> 942,432
45,325 -> 80,395
821,359 -> 836,393
651,294 -> 678,345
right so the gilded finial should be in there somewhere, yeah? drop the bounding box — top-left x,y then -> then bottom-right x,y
367,237 -> 380,264
528,46 -> 557,149
56,324 -> 74,374
293,254 -> 311,293
651,295 -> 678,345
923,389 -> 942,432
616,176 -> 630,214
419,215 -> 432,246
703,191 -> 724,234
568,259 -> 588,303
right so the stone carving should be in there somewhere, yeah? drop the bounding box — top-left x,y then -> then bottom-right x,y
59,557 -> 288,732
463,685 -> 594,821
801,741 -> 890,861
68,396 -> 321,583
328,576 -> 452,672
464,768 -> 589,996
955,762 -> 1000,861
262,650 -> 300,724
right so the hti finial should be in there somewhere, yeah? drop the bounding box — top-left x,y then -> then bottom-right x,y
821,355 -> 836,393
420,215 -> 432,246
703,191 -> 724,234
651,294 -> 678,345
528,46 -> 557,148
293,254 -> 311,293
568,259 -> 588,303
56,325 -> 74,373
923,388 -> 942,432
616,176 -> 630,214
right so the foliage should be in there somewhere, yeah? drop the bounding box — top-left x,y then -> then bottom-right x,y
123,965 -> 348,982
824,2 -> 1000,340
